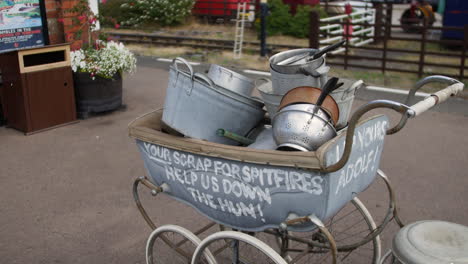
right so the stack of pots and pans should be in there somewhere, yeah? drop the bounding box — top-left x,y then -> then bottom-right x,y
272,77 -> 343,152
260,48 -> 330,118
258,42 -> 362,130
162,58 -> 265,146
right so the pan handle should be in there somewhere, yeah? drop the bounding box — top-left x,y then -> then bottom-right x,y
172,57 -> 194,78
322,100 -> 414,173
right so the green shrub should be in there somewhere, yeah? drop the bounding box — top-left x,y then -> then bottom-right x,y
120,0 -> 195,27
263,0 -> 292,36
257,0 -> 327,38
99,0 -> 132,27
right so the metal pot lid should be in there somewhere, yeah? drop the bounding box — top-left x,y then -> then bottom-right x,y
392,220 -> 468,264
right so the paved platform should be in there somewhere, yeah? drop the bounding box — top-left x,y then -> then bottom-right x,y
1,58 -> 467,263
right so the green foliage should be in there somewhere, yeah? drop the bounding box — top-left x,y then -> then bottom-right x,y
257,0 -> 327,38
263,0 -> 291,36
99,0 -> 132,26
120,0 -> 195,27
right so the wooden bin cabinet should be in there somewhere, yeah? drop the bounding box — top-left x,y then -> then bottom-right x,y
0,44 -> 77,134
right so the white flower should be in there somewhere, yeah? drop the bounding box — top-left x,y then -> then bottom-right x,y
70,42 -> 137,79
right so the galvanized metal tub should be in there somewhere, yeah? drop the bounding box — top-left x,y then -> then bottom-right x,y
162,58 -> 265,145
130,109 -> 389,232
207,64 -> 255,97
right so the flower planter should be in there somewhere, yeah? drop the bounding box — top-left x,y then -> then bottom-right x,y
73,72 -> 123,119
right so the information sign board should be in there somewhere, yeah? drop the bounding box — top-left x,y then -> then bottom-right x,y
0,0 -> 48,53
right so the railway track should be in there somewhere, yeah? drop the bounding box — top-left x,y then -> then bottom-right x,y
107,31 -> 304,53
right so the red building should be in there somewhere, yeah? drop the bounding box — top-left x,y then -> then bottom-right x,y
192,0 -> 320,20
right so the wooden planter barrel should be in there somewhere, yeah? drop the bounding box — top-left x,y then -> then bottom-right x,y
73,72 -> 123,119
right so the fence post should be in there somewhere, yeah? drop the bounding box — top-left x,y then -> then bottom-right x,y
309,11 -> 320,49
418,19 -> 428,78
460,25 -> 468,81
344,19 -> 350,70
385,3 -> 393,38
373,2 -> 383,44
260,0 -> 268,57
381,14 -> 390,74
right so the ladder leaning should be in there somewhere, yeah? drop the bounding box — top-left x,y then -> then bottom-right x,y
233,1 -> 247,59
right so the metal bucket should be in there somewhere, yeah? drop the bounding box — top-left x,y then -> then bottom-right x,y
207,64 -> 255,97
269,49 -> 329,95
162,57 -> 265,145
329,79 -> 364,129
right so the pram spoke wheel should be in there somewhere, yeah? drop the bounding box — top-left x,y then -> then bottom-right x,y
146,224 -> 217,264
279,197 -> 381,264
192,231 -> 288,264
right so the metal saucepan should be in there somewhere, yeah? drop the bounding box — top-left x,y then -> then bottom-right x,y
278,86 -> 340,125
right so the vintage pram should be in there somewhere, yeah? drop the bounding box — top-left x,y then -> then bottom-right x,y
128,75 -> 464,264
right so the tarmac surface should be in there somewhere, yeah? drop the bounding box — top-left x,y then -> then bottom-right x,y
1,56 -> 468,263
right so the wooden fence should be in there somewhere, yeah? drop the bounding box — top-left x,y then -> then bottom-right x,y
309,4 -> 468,81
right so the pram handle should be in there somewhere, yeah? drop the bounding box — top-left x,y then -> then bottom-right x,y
409,82 -> 464,116
404,75 -> 460,106
322,100 -> 413,173
322,76 -> 464,173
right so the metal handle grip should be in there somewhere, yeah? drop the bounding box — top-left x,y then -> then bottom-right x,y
404,75 -> 460,105
409,82 -> 464,117
172,57 -> 194,78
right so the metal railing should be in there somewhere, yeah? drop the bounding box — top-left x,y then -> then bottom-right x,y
319,9 -> 376,54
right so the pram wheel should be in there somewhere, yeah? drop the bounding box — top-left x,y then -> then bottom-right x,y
280,197 -> 381,264
192,231 -> 288,264
146,224 -> 216,264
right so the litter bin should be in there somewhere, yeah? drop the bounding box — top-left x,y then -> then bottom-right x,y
0,44 -> 77,134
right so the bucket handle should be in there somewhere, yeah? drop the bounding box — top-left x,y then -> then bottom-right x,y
218,66 -> 234,80
172,57 -> 196,95
193,72 -> 216,89
172,57 -> 194,78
